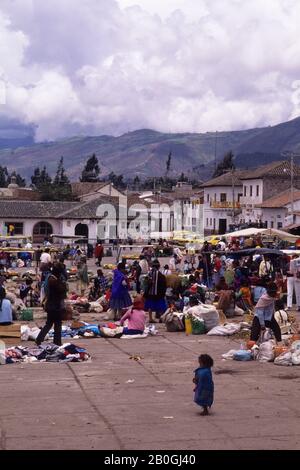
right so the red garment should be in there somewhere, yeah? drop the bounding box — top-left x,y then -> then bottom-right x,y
214,258 -> 222,272
95,245 -> 104,258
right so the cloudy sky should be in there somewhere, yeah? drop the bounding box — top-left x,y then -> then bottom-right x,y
0,0 -> 300,141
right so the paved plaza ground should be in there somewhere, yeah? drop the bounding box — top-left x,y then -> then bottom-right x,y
0,256 -> 300,450
1,327 -> 300,450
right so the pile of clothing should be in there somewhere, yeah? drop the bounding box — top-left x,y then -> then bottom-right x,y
0,343 -> 90,365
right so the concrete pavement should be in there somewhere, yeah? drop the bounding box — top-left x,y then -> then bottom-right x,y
1,328 -> 300,450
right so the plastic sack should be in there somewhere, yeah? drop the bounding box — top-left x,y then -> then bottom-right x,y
207,323 -> 241,336
233,350 -> 253,361
291,340 -> 300,352
291,349 -> 300,365
21,308 -> 34,321
21,325 -> 45,341
257,340 -> 275,362
89,302 -> 104,313
191,317 -> 206,335
274,351 -> 293,366
186,305 -> 219,332
222,349 -> 240,360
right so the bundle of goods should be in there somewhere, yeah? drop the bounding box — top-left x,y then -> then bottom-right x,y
161,309 -> 185,332
222,330 -> 300,366
67,295 -> 90,313
103,264 -> 116,270
0,343 -> 90,365
184,303 -> 219,332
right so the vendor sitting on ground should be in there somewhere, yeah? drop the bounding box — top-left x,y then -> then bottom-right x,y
0,286 -> 13,325
90,269 -> 108,300
120,295 -> 146,335
250,282 -> 281,343
236,279 -> 253,312
19,278 -> 33,302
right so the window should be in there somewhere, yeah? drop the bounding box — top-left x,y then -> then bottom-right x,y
214,193 -> 217,201
213,219 -> 216,229
220,193 -> 227,202
210,218 -> 212,226
238,193 -> 243,202
265,221 -> 268,228
256,185 -> 259,197
244,186 -> 247,197
33,221 -> 53,236
192,217 -> 197,226
277,222 -> 283,229
5,222 -> 24,235
207,194 -> 210,203
250,185 -> 253,197
206,218 -> 209,227
270,221 -> 274,228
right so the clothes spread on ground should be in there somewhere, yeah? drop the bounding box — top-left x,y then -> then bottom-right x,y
0,343 -> 90,365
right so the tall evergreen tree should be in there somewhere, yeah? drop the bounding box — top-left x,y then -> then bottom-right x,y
54,157 -> 70,185
213,151 -> 235,178
165,151 -> 172,178
81,154 -> 100,182
31,166 -> 52,189
0,166 -> 8,187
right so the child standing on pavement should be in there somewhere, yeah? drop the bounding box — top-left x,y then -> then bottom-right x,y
193,354 -> 214,416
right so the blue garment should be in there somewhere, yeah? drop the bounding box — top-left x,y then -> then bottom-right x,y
122,327 -> 144,335
194,367 -> 214,407
144,298 -> 167,314
109,269 -> 132,310
0,299 -> 13,324
253,286 -> 267,304
255,303 -> 274,327
254,293 -> 275,327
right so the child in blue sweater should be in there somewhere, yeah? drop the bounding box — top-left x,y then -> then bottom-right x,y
193,354 -> 214,416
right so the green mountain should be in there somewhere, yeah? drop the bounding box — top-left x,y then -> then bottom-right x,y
1,117 -> 300,181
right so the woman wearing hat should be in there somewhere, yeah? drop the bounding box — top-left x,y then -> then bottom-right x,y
109,263 -> 132,320
144,260 -> 167,323
250,282 -> 281,342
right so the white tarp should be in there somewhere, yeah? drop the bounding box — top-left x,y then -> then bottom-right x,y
224,227 -> 298,241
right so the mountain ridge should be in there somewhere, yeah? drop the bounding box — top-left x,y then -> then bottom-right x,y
0,117 -> 300,181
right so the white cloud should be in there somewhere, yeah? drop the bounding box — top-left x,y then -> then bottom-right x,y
0,0 -> 300,141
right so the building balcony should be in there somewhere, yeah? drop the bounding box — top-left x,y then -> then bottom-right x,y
210,201 -> 241,209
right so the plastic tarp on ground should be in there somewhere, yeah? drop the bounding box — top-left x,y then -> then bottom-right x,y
223,227 -> 298,242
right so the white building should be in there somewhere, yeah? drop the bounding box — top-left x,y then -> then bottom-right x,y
202,172 -> 244,235
240,160 -> 300,224
255,188 -> 300,229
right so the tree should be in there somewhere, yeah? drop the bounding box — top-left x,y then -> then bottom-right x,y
81,154 -> 100,182
213,151 -> 235,178
165,151 -> 172,178
133,176 -> 140,190
0,166 -> 8,187
30,161 -> 73,201
52,157 -> 72,200
107,172 -> 126,189
54,157 -> 70,186
31,166 -> 52,189
179,172 -> 188,182
7,172 -> 26,188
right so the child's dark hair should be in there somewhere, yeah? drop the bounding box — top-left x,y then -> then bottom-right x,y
275,298 -> 285,311
199,354 -> 214,368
